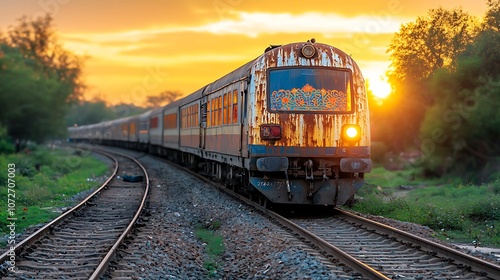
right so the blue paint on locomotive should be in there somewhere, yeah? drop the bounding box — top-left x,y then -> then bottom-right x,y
249,176 -> 365,205
248,144 -> 370,157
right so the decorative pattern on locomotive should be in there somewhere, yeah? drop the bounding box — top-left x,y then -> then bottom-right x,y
246,40 -> 372,206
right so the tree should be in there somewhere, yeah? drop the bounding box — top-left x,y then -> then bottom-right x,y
485,0 -> 500,31
3,14 -> 85,101
381,8 -> 478,151
65,99 -> 117,127
419,27 -> 500,180
0,15 -> 84,146
388,8 -> 478,85
145,90 -> 182,108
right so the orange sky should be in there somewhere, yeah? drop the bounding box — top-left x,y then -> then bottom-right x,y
0,0 -> 489,105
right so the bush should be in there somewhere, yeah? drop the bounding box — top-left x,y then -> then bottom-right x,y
371,141 -> 388,164
0,138 -> 15,154
423,204 -> 465,231
0,125 -> 15,154
467,199 -> 500,221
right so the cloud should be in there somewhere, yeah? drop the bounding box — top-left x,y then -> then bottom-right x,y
190,11 -> 410,37
62,11 -> 410,44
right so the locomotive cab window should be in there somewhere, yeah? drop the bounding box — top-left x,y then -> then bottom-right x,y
268,67 -> 353,113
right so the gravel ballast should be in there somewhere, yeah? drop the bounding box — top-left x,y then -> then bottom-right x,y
113,153 -> 341,279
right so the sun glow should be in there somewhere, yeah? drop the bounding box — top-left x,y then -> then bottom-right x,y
369,79 -> 392,99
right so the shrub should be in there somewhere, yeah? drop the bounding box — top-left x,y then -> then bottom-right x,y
371,141 -> 388,164
467,199 -> 500,221
423,203 -> 465,231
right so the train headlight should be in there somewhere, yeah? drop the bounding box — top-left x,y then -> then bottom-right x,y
301,43 -> 316,58
342,125 -> 361,142
260,124 -> 282,140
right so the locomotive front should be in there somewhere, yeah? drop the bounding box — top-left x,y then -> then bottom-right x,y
246,40 -> 372,206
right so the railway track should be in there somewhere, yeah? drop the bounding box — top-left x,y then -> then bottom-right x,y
281,209 -> 500,279
161,155 -> 500,279
0,149 -> 150,279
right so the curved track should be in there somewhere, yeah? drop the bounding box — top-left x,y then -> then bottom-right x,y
0,149 -> 150,279
284,210 -> 500,279
156,154 -> 500,279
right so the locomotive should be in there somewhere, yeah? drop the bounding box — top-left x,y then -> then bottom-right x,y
69,39 -> 372,207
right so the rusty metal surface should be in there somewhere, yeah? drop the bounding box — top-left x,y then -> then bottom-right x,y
248,42 -> 370,151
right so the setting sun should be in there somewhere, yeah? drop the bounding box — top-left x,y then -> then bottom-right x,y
369,79 -> 392,99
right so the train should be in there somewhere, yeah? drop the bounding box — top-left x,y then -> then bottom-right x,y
68,39 -> 372,207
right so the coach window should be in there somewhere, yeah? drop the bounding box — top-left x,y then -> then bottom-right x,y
232,89 -> 238,123
214,97 -> 218,126
139,120 -> 148,132
207,100 -> 211,127
185,108 -> 188,128
150,117 -> 158,129
181,108 -> 185,128
189,106 -> 192,127
190,106 -> 193,127
223,93 -> 228,124
196,104 -> 199,126
212,98 -> 216,126
213,97 -> 217,126
164,113 -> 178,129
192,104 -> 197,127
218,96 -> 222,126
211,99 -> 215,126
188,106 -> 194,127
193,104 -> 197,126
129,122 -> 136,135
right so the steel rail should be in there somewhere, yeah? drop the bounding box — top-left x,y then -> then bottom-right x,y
89,149 -> 150,280
0,150 -> 118,266
262,209 -> 391,280
338,209 -> 500,279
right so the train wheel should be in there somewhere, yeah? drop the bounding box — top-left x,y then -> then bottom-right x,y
345,194 -> 355,206
257,194 -> 270,209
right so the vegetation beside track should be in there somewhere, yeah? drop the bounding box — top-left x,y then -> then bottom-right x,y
0,145 -> 108,239
350,167 -> 500,247
195,221 -> 225,278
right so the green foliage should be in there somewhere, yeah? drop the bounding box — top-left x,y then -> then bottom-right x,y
353,171 -> 500,246
65,99 -> 115,127
388,8 -> 478,83
195,228 -> 225,256
419,29 -> 500,180
485,0 -> 500,31
370,142 -> 388,164
376,2 -> 500,181
0,15 -> 85,143
65,101 -> 151,127
195,226 -> 225,277
364,166 -> 433,189
0,147 -> 108,234
0,125 -> 15,154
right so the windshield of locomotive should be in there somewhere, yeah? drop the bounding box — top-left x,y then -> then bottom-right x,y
268,68 -> 352,112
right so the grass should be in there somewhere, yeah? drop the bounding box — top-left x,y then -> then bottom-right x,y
351,166 -> 500,247
0,145 -> 108,240
195,221 -> 225,277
